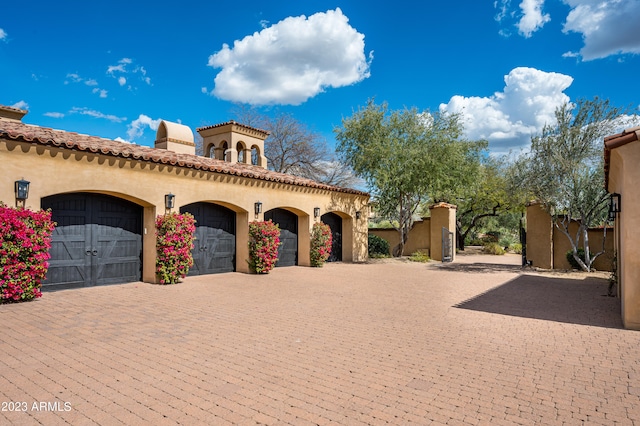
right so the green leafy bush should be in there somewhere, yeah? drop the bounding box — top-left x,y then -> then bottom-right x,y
1,204 -> 55,303
310,222 -> 332,267
368,234 -> 390,257
509,243 -> 523,254
248,220 -> 281,274
409,250 -> 430,263
156,212 -> 196,284
566,248 -> 586,269
483,242 -> 505,255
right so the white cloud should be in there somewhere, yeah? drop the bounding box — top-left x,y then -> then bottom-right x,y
0,28 -> 7,41
44,112 -> 65,118
439,67 -> 573,154
517,0 -> 550,37
201,86 -> 208,94
114,137 -> 132,144
107,58 -> 151,86
70,107 -> 126,123
127,114 -> 161,141
92,88 -> 108,98
11,100 -> 29,110
562,0 -> 640,60
208,8 -> 372,105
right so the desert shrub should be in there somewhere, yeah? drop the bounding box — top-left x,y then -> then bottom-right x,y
368,234 -> 390,257
509,243 -> 523,254
1,204 -> 55,303
483,242 -> 505,255
248,220 -> 281,274
409,250 -> 430,263
156,212 -> 196,284
310,222 -> 332,267
566,248 -> 586,270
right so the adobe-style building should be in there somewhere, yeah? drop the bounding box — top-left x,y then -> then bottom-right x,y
0,104 -> 369,290
604,126 -> 640,330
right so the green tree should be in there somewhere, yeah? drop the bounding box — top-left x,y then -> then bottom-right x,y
522,97 -> 632,271
450,156 -> 526,250
334,99 -> 485,256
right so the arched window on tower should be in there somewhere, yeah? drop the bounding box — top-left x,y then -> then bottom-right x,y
236,142 -> 246,163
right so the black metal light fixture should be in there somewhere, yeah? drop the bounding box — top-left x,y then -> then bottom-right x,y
254,201 -> 263,215
355,211 -> 361,220
314,207 -> 320,219
608,193 -> 621,221
164,193 -> 175,211
14,178 -> 30,207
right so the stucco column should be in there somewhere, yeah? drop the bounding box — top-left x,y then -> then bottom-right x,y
236,211 -> 250,273
142,206 -> 158,283
429,203 -> 457,262
525,202 -> 553,269
298,215 -> 311,267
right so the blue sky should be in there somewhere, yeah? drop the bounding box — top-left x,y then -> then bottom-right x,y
1,0 -> 639,156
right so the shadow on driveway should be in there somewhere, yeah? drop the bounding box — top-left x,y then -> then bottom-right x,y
454,274 -> 623,329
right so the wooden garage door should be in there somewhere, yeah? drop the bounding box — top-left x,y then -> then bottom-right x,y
41,193 -> 142,290
321,212 -> 342,262
264,208 -> 298,267
180,202 -> 236,275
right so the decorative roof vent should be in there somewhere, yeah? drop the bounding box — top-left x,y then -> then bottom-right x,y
0,105 -> 28,122
155,120 -> 195,155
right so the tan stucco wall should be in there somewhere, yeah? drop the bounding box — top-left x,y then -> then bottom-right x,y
369,218 -> 431,256
429,204 -> 456,262
526,203 -> 554,269
608,144 -> 640,330
0,138 -> 369,283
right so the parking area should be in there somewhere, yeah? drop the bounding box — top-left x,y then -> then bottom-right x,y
1,254 -> 638,425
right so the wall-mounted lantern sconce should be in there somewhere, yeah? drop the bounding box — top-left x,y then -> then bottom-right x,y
164,193 -> 175,213
314,207 -> 320,219
608,193 -> 621,221
14,178 -> 30,208
254,201 -> 263,219
355,211 -> 361,220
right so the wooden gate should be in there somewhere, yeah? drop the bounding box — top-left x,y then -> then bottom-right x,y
442,227 -> 454,263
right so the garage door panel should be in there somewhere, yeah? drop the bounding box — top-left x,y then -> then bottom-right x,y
42,193 -> 142,289
181,203 -> 236,275
264,209 -> 298,267
321,212 -> 343,262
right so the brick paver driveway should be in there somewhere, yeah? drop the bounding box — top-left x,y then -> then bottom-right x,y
2,254 -> 639,425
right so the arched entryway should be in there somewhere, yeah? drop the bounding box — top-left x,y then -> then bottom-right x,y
180,202 -> 236,275
264,208 -> 298,267
41,193 -> 143,290
321,212 -> 343,262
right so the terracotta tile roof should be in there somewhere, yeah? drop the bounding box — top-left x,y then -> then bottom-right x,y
604,126 -> 640,190
0,119 -> 368,196
197,120 -> 270,136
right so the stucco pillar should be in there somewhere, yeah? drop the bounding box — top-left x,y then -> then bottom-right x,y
142,206 -> 158,283
525,202 -> 553,269
225,148 -> 238,163
429,203 -> 457,262
236,211 -> 250,273
298,215 -> 311,267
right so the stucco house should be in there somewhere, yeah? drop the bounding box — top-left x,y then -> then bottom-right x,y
0,104 -> 369,290
604,126 -> 640,330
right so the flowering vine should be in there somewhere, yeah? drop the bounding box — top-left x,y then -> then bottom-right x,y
310,222 -> 333,267
155,212 -> 196,284
248,220 -> 281,274
1,204 -> 55,303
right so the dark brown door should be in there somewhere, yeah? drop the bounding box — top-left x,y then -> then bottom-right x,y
264,208 -> 298,267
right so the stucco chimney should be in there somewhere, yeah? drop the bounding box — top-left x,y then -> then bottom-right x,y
154,120 -> 196,155
197,121 -> 269,169
0,105 -> 28,122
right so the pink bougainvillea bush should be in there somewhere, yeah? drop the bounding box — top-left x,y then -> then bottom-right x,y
310,222 -> 333,267
155,212 -> 196,284
248,220 -> 280,274
0,204 -> 55,303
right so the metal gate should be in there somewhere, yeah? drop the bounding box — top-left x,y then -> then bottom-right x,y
442,227 -> 454,263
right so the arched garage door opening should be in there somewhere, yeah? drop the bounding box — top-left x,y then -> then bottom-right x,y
264,208 -> 298,267
180,202 -> 236,275
321,212 -> 342,262
41,193 -> 143,290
